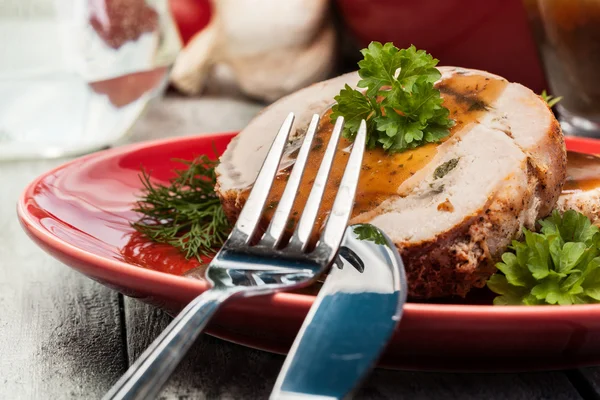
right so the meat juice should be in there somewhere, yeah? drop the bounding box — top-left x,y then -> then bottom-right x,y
563,151 -> 600,193
523,0 -> 600,135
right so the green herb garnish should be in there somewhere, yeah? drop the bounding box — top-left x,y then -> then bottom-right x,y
433,158 -> 459,180
353,224 -> 387,245
540,90 -> 563,108
132,155 -> 231,260
487,210 -> 600,305
331,42 -> 454,153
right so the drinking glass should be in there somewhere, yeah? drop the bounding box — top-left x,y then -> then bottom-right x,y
523,0 -> 600,137
0,0 -> 182,160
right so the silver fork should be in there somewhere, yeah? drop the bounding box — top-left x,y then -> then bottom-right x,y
104,113 -> 367,400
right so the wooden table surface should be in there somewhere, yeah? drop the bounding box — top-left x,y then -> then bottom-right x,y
3,95 -> 600,400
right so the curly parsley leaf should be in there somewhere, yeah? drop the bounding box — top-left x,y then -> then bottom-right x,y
331,42 -> 453,153
331,84 -> 380,147
356,42 -> 405,97
353,224 -> 387,245
488,210 -> 600,305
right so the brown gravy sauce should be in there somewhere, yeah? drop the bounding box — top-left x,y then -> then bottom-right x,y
242,74 -> 509,235
564,151 -> 600,193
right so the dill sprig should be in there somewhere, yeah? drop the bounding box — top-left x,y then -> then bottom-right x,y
132,155 -> 231,260
540,90 -> 563,108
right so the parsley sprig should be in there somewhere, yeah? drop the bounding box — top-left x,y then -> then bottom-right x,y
488,210 -> 600,305
132,155 -> 231,260
353,224 -> 387,245
331,42 -> 454,152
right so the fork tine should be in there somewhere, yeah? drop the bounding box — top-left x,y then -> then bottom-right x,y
227,112 -> 295,246
316,120 -> 367,262
260,114 -> 320,248
287,116 -> 345,252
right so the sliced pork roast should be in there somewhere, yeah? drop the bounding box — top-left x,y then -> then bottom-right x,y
215,67 -> 567,299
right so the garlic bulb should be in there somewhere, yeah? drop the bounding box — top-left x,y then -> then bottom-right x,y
169,0 -> 335,102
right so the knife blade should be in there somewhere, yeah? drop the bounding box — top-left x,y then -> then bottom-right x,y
269,225 -> 407,400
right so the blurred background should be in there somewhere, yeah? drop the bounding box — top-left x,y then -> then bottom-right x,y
168,0 -> 547,100
4,0 -> 598,160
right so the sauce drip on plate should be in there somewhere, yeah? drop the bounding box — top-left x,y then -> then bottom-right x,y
563,151 -> 600,193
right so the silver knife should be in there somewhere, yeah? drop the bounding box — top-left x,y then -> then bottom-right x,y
269,224 -> 407,400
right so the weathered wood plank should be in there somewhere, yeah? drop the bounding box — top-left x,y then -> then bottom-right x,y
124,299 -> 582,400
358,369 -> 582,400
0,159 -> 127,400
124,298 -> 284,399
571,368 -> 600,399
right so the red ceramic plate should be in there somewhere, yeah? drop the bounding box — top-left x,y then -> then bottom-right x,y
17,133 -> 600,372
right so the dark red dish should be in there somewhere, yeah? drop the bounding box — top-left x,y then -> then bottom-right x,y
18,133 -> 600,371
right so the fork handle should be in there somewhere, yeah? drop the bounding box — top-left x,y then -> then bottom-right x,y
103,289 -> 232,400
